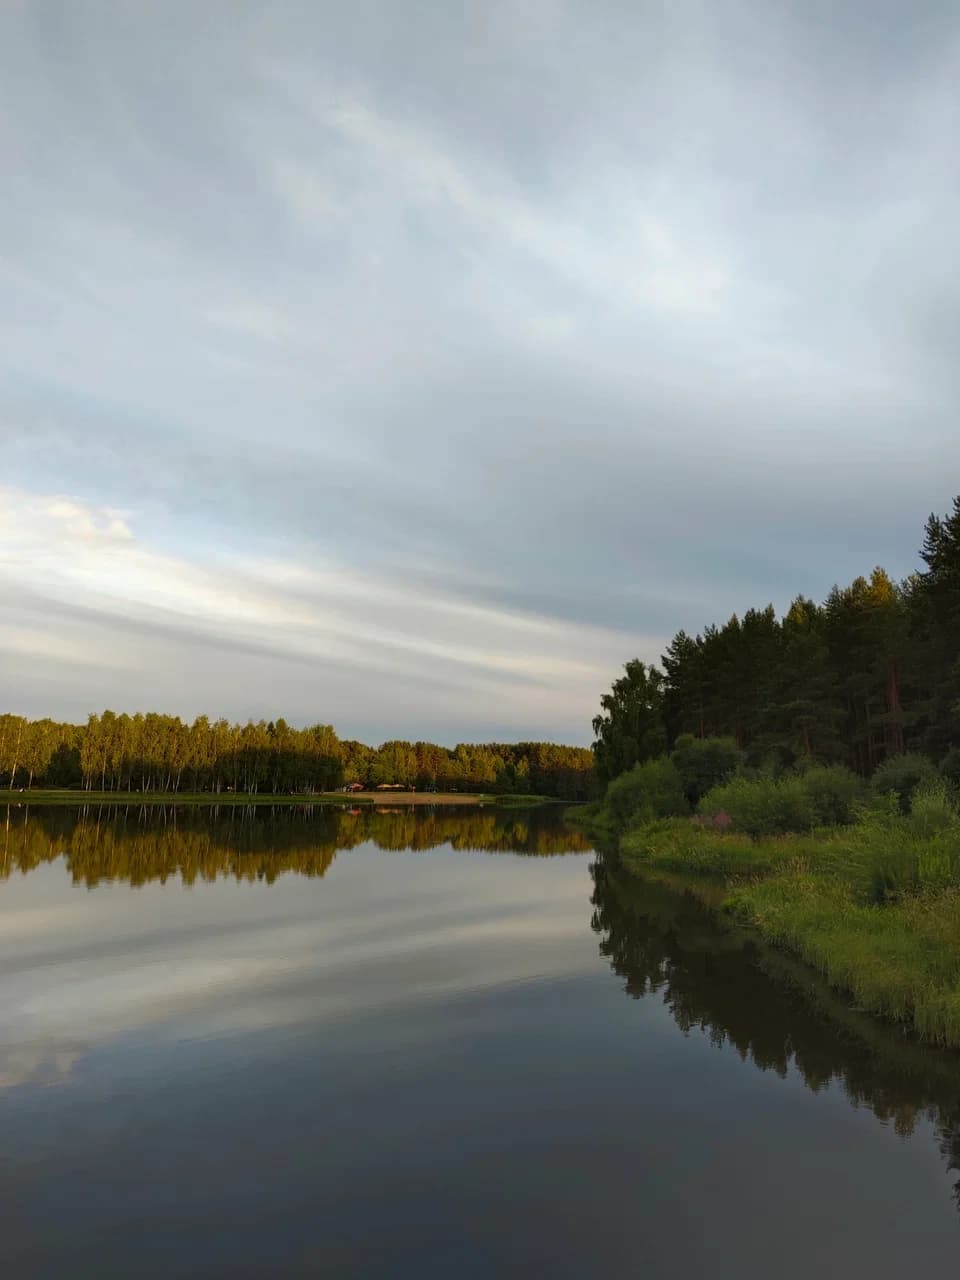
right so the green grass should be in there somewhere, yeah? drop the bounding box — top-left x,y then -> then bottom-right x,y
565,798 -> 616,835
474,793 -> 567,807
615,812 -> 960,1047
725,875 -> 960,1045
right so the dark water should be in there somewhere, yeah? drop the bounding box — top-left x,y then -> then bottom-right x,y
2,805 -> 960,1278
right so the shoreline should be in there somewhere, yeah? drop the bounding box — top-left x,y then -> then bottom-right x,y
587,814 -> 960,1050
0,789 -> 566,808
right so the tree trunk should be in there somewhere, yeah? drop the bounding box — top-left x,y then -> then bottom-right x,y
887,660 -> 904,756
9,718 -> 23,790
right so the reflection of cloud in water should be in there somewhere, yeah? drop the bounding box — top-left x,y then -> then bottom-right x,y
0,1041 -> 86,1090
0,849 -> 594,1091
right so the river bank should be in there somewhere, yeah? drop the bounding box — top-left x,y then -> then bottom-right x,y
592,851 -> 960,1120
575,769 -> 960,1048
0,788 -> 564,808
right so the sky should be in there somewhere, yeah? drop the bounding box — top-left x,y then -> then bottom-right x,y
2,0 -> 959,746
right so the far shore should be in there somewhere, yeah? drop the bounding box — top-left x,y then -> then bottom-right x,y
0,789 -> 567,808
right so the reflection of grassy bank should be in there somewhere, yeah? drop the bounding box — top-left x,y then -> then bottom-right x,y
590,854 -> 960,1183
580,773 -> 960,1047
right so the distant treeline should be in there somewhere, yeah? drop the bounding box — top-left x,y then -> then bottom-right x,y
0,806 -> 591,886
593,496 -> 960,783
0,712 -> 596,800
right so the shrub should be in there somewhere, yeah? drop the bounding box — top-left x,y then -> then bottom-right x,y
938,748 -> 960,790
570,799 -> 604,823
604,757 -> 689,830
870,753 -> 939,813
907,780 -> 959,837
798,764 -> 865,826
698,774 -> 815,836
670,734 -> 744,805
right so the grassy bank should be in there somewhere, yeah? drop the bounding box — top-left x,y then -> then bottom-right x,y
593,854 -> 960,1126
617,816 -> 960,1046
0,788 -> 561,808
579,748 -> 960,1047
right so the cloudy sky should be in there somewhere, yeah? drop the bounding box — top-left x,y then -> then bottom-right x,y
3,1 -> 958,745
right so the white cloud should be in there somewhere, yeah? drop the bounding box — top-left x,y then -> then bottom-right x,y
272,156 -> 345,227
267,77 -> 734,317
0,484 -> 645,735
203,299 -> 303,344
0,851 -> 595,1088
4,1 -> 960,740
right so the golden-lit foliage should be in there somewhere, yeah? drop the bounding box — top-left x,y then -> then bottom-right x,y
0,712 -> 596,800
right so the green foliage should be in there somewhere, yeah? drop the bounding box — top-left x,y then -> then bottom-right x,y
566,798 -> 604,824
692,766 -> 863,836
603,757 -> 688,830
670,734 -> 743,805
916,497 -> 960,758
869,753 -> 939,812
797,764 -> 865,826
698,774 -> 816,836
590,494 -> 960,1047
616,805 -> 960,1047
938,747 -> 960,789
0,712 -> 597,801
724,872 -> 960,1046
591,660 -> 666,787
905,780 -> 959,837
595,497 -> 960,780
621,818 -> 785,877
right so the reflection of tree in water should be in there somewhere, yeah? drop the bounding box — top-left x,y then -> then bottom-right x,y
352,808 -> 590,855
0,804 -> 590,888
590,851 -> 960,1211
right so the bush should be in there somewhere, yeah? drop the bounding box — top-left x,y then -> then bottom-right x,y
698,774 -> 815,836
907,780 -> 959,837
670,734 -> 744,805
798,764 -> 865,826
938,748 -> 960,790
604,757 -> 689,829
622,818 -> 805,877
870,753 -> 939,813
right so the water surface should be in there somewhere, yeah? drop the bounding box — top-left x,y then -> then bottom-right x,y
2,805 -> 960,1277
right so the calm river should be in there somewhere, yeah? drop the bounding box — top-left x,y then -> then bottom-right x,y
2,804 -> 960,1277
